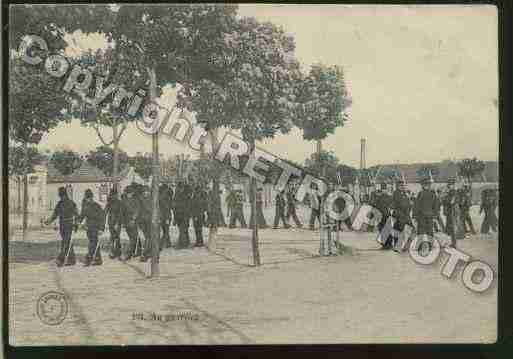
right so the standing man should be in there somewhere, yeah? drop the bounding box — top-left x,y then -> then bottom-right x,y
229,189 -> 247,228
372,182 -> 393,248
273,189 -> 290,229
308,187 -> 321,230
121,186 -> 141,260
77,189 -> 106,266
191,182 -> 208,247
443,178 -> 461,247
138,186 -> 153,262
480,188 -> 498,234
460,184 -> 476,235
413,178 -> 438,253
105,187 -> 123,259
174,180 -> 192,248
250,187 -> 268,229
434,189 -> 445,233
159,183 -> 173,249
391,179 -> 413,251
45,187 -> 79,267
286,185 -> 302,228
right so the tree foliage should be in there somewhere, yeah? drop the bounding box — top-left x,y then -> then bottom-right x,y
457,158 -> 485,183
8,145 -> 44,177
87,145 -> 129,177
49,149 -> 83,176
416,164 -> 439,181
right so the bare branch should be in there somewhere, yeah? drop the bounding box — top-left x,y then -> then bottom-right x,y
93,124 -> 114,146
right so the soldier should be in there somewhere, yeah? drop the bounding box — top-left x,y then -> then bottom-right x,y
76,189 -> 106,266
480,188 -> 498,234
434,189 -> 445,233
121,186 -> 142,260
138,186 -> 153,262
174,181 -> 192,248
273,189 -> 290,229
250,187 -> 268,229
159,183 -> 173,249
460,184 -> 476,235
372,182 -> 393,248
443,178 -> 462,247
391,179 -> 413,251
308,187 -> 321,230
105,187 -> 123,259
413,178 -> 438,253
285,185 -> 302,228
229,189 -> 247,228
45,187 -> 79,266
191,182 -> 208,247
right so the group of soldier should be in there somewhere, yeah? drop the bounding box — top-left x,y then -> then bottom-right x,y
46,179 -> 212,267
333,177 -> 498,251
45,173 -> 498,267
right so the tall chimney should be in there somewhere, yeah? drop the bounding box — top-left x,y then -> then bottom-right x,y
360,138 -> 366,170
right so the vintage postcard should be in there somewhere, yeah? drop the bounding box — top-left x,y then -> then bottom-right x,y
5,4 -> 498,346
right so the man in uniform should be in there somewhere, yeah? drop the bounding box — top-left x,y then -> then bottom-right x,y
273,189 -> 290,229
229,189 -> 247,228
174,180 -> 192,248
480,188 -> 498,234
77,189 -> 106,266
372,182 -> 393,248
434,189 -> 445,233
105,187 -> 123,259
122,186 -> 142,260
460,184 -> 476,235
159,183 -> 173,249
443,178 -> 460,247
308,187 -> 321,230
138,186 -> 153,262
191,182 -> 208,247
413,178 -> 438,253
45,187 -> 79,266
250,187 -> 268,229
286,185 -> 302,228
391,179 -> 413,251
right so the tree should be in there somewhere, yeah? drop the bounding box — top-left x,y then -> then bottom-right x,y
180,15 -> 306,265
416,164 -> 439,182
87,145 -> 129,177
8,145 -> 44,213
49,149 -> 83,176
294,64 -> 352,159
457,158 -> 485,186
304,150 -> 340,183
47,4 -> 239,276
9,57 -> 69,239
128,153 -> 153,181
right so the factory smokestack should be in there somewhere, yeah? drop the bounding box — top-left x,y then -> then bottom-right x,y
360,138 -> 366,170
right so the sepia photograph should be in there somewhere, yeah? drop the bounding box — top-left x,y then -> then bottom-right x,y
5,3 -> 499,346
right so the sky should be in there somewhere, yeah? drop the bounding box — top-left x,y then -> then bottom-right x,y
38,4 -> 498,167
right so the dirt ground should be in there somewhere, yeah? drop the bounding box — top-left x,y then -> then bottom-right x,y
8,206 -> 497,345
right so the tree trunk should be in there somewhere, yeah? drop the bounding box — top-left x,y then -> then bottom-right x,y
112,123 -> 120,191
148,67 -> 160,278
316,139 -> 322,158
17,177 -> 22,213
207,128 -> 220,250
22,143 -> 29,240
249,138 -> 261,266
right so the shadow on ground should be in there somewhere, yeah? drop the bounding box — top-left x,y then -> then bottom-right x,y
8,241 -> 61,264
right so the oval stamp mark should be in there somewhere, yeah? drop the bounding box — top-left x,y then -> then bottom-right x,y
36,291 -> 69,325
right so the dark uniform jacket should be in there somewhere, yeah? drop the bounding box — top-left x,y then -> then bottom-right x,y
105,195 -> 123,228
49,198 -> 79,229
121,196 -> 140,225
137,195 -> 152,222
275,193 -> 287,210
173,185 -> 192,223
458,189 -> 472,213
442,189 -> 457,217
159,187 -> 173,220
372,190 -> 392,218
191,188 -> 208,218
392,189 -> 412,223
413,189 -> 438,218
78,200 -> 106,232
